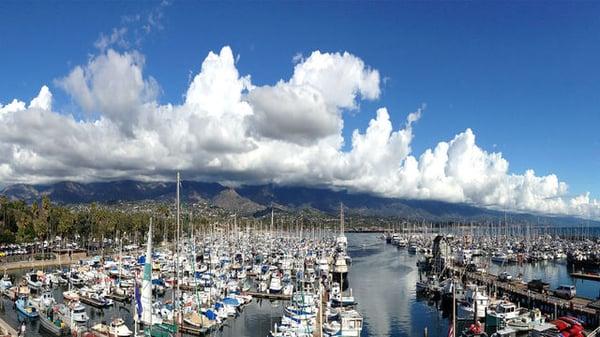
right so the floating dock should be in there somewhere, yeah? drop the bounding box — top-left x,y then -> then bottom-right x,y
243,291 -> 291,301
570,272 -> 600,282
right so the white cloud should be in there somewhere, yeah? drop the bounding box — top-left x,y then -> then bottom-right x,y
55,49 -> 158,135
1,45 -> 599,219
94,27 -> 129,51
246,50 -> 380,144
28,85 -> 53,110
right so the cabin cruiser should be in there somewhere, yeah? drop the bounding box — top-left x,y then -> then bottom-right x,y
269,274 -> 283,294
322,309 -> 363,337
24,272 -> 43,290
57,302 -> 90,324
79,287 -> 113,308
63,290 -> 80,302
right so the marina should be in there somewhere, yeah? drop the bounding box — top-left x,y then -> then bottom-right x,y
0,227 -> 598,337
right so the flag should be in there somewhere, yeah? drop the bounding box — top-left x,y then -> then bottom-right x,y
447,322 -> 454,337
135,281 -> 143,319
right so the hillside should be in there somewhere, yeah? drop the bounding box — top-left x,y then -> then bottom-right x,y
1,180 -> 598,226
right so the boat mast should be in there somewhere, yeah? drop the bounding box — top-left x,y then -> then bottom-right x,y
340,202 -> 344,236
175,171 -> 181,325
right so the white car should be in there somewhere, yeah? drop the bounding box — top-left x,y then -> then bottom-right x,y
554,285 -> 576,299
498,272 -> 512,282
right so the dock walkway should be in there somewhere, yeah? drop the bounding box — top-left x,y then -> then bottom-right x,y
448,266 -> 600,327
243,291 -> 291,301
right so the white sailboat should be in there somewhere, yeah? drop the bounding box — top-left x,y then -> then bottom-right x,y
141,218 -> 153,325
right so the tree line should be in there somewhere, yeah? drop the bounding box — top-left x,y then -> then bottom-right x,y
0,195 -> 176,245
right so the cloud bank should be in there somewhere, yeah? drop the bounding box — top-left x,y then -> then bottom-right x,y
1,46 -> 598,219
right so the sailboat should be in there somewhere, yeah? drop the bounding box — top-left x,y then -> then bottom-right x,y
331,203 -> 349,291
141,218 -> 153,326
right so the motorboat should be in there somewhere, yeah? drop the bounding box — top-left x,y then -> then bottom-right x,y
16,296 -> 39,318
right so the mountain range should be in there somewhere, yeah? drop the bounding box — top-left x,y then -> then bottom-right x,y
1,180 -> 598,226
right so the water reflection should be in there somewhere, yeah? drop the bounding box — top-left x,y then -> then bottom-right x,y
2,233 -> 596,337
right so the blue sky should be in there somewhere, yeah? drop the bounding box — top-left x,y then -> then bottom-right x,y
0,1 -> 599,212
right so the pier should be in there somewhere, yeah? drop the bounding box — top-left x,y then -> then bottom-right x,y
449,266 -> 600,327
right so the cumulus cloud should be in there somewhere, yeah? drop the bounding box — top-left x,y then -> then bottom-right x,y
55,49 -> 158,134
246,50 -> 380,144
1,45 -> 599,219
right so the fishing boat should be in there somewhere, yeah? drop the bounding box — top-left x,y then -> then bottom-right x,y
39,306 -> 70,336
16,296 -> 39,318
485,301 -> 522,330
31,290 -> 56,310
506,309 -> 545,332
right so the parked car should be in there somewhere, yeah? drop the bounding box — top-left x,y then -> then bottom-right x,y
498,272 -> 513,282
554,285 -> 576,299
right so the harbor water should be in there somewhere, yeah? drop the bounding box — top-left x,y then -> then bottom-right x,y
1,233 -> 598,337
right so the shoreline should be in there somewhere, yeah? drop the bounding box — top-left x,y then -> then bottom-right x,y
1,252 -> 88,272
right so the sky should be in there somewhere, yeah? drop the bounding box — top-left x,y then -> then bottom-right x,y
0,1 -> 599,218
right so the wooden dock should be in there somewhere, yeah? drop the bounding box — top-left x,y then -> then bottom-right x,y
243,291 -> 291,301
571,272 -> 600,282
448,266 -> 600,328
105,292 -> 131,303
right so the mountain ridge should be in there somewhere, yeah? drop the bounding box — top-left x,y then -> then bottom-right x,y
1,180 -> 598,226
